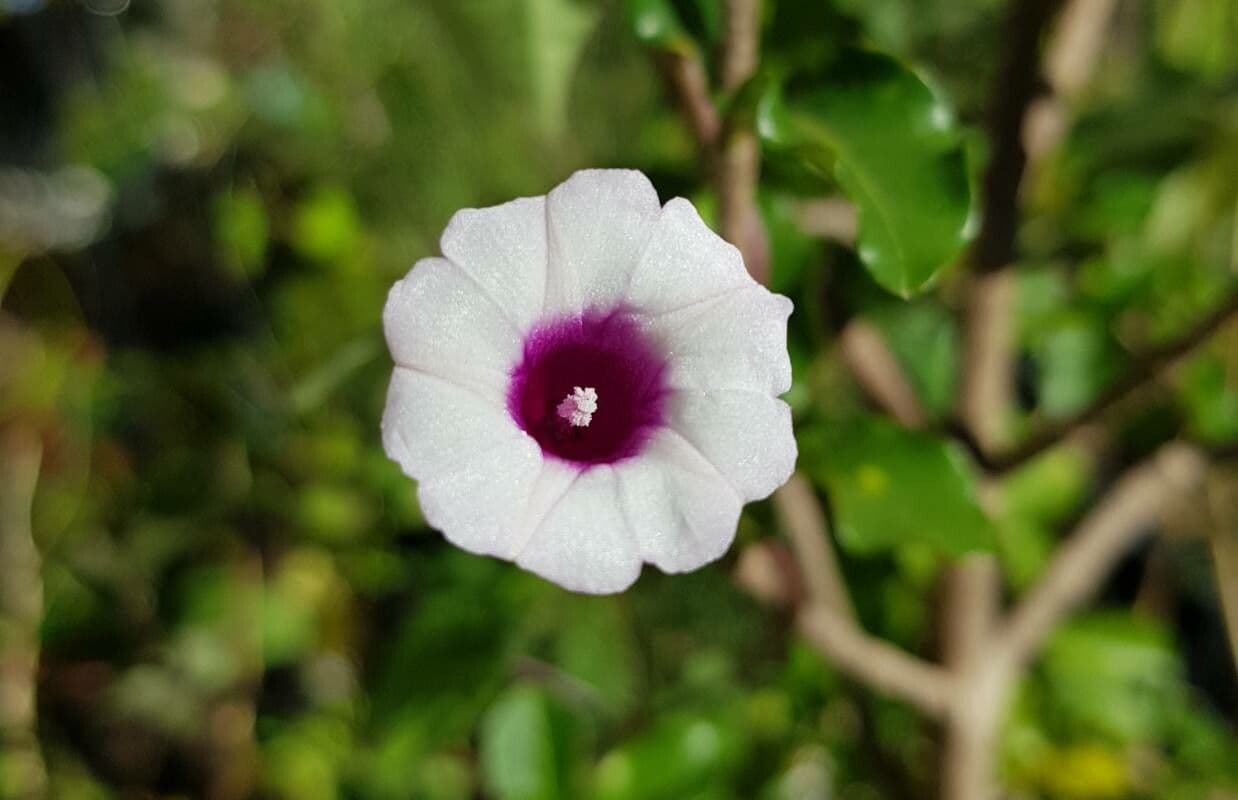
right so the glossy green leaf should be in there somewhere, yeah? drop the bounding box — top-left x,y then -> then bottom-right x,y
802,415 -> 995,555
758,49 -> 973,297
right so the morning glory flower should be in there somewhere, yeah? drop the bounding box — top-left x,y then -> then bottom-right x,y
381,169 -> 796,593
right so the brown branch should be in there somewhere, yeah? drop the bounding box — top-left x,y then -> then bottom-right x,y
774,473 -> 855,619
717,0 -> 769,283
1043,0 -> 1117,97
774,474 -> 952,717
989,294 -> 1238,473
1025,0 -> 1118,167
791,196 -> 858,245
960,0 -> 1065,468
0,426 -> 46,800
654,0 -> 953,731
960,0 -> 1064,469
960,270 -> 1018,455
991,442 -> 1206,671
839,320 -> 929,429
653,0 -> 768,281
938,556 -> 1001,800
719,0 -> 760,93
972,0 -> 1064,273
939,558 -> 1000,675
797,605 -> 955,717
937,443 -> 1206,800
654,50 -> 721,150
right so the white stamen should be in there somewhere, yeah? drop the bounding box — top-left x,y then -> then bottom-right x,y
556,386 -> 598,428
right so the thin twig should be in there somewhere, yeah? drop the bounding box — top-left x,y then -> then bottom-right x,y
960,270 -> 1017,455
775,474 -> 951,717
839,320 -> 929,429
654,50 -> 721,150
940,443 -> 1206,800
991,442 -> 1206,671
959,0 -> 1065,470
719,0 -> 760,93
791,196 -> 858,245
1025,0 -> 1119,166
989,295 -> 1238,472
972,0 -> 1064,273
1044,0 -> 1117,96
717,0 -> 769,284
797,605 -> 955,717
774,473 -> 855,619
666,0 -> 953,723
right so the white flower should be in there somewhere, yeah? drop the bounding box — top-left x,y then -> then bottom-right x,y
381,169 -> 796,594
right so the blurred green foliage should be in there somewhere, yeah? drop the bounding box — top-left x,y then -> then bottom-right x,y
1,0 -> 1237,799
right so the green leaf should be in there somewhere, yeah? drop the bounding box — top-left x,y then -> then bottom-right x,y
1029,311 -> 1118,419
480,685 -> 570,800
1000,446 -> 1092,526
801,415 -> 995,555
554,597 -> 639,716
1042,613 -> 1182,743
524,0 -> 599,139
593,712 -> 746,800
1156,0 -> 1238,79
1176,349 -> 1238,444
870,302 -> 960,417
758,49 -> 974,297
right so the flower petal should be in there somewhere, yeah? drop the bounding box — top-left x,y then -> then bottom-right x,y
625,197 -> 752,315
382,367 -> 543,556
644,285 -> 793,395
544,169 -> 662,314
515,465 -> 642,594
440,196 -> 548,331
383,258 -> 521,400
668,389 -> 797,501
613,429 -> 743,574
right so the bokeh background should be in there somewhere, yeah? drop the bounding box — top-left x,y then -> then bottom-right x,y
1,0 -> 1237,798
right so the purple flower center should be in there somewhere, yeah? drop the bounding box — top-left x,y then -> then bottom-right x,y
507,308 -> 670,466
